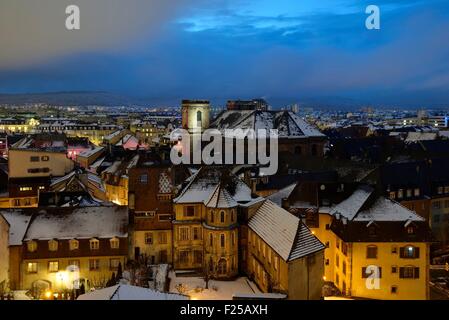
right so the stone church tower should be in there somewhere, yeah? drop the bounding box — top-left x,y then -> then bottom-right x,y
181,99 -> 210,133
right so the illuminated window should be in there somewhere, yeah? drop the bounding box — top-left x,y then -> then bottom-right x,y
27,262 -> 37,274
139,174 -> 148,184
89,259 -> 100,271
389,192 -> 396,200
41,156 -> 49,161
110,258 -> 120,270
48,261 -> 59,273
400,245 -> 419,259
20,187 -> 33,192
414,188 -> 420,197
48,240 -> 58,251
110,237 -> 120,249
69,239 -> 79,250
438,187 -> 444,195
397,189 -> 404,199
406,189 -> 412,198
27,241 -> 37,252
68,260 -> 80,268
89,239 -> 100,250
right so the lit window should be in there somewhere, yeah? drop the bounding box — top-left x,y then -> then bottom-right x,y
27,241 -> 37,252
414,188 -> 420,197
389,192 -> 396,200
438,187 -> 444,195
144,232 -> 153,244
110,237 -> 120,249
110,258 -> 120,270
69,239 -> 79,250
27,262 -> 37,273
401,245 -> 419,259
406,189 -> 412,198
139,174 -> 148,184
41,156 -> 49,161
89,239 -> 100,250
48,261 -> 59,273
397,189 -> 404,199
48,240 -> 58,251
89,259 -> 100,271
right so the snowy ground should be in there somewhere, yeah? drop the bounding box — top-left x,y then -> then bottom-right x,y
168,272 -> 261,300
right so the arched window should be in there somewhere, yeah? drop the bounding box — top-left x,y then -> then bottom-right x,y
231,210 -> 235,223
69,239 -> 79,251
210,210 -> 214,223
197,111 -> 202,122
220,234 -> 225,247
218,258 -> 227,275
220,211 -> 225,223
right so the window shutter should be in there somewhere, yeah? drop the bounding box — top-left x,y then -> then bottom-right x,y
399,247 -> 405,258
415,247 -> 420,259
399,267 -> 404,278
414,267 -> 419,279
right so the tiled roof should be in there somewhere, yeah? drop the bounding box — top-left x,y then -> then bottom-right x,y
248,200 -> 325,262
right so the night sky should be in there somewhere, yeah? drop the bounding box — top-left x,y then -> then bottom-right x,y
1,0 -> 449,107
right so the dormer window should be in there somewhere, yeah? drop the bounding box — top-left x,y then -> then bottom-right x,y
89,238 -> 100,250
110,237 -> 120,249
48,240 -> 58,251
407,226 -> 415,235
69,239 -> 79,251
27,241 -> 37,252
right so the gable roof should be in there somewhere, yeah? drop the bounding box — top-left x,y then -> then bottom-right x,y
210,110 -> 325,138
1,210 -> 32,246
248,200 -> 325,262
22,206 -> 128,241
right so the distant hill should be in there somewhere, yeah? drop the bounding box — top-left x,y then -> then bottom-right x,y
0,91 -> 136,106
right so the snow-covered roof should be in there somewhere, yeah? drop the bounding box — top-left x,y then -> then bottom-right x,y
77,284 -> 188,300
23,206 -> 128,241
205,184 -> 238,208
354,198 -> 425,222
210,110 -> 325,138
248,200 -> 325,262
330,186 -> 424,222
330,186 -> 373,221
78,146 -> 104,158
1,210 -> 32,246
174,167 -> 257,205
267,183 -> 297,207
